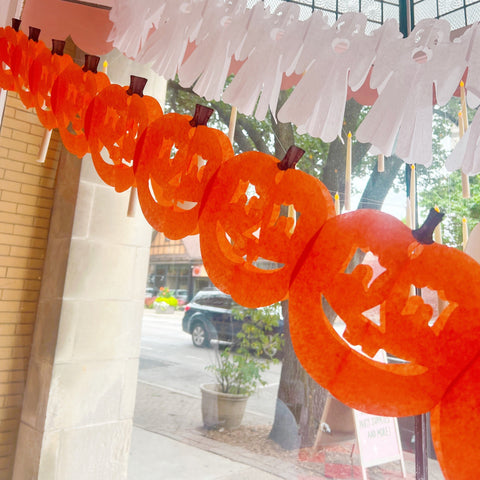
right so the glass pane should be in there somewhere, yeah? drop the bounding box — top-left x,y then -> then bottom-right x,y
441,9 -> 468,28
467,4 -> 480,22
439,0 -> 463,15
414,0 -> 439,23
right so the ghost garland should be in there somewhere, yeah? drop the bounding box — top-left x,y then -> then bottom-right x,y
2,22 -> 480,480
107,0 -> 480,171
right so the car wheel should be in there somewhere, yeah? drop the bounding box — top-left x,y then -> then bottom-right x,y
191,322 -> 208,348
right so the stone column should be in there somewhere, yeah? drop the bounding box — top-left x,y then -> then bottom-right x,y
13,55 -> 166,479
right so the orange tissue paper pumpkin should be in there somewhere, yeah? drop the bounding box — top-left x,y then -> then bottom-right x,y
50,54 -> 110,157
0,21 -> 23,91
12,26 -> 48,109
199,146 -> 336,308
85,75 -> 163,192
134,104 -> 233,240
29,38 -> 73,130
289,208 -> 480,417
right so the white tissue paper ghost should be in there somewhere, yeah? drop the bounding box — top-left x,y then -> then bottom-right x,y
446,108 -> 480,175
356,19 -> 470,166
464,22 -> 480,108
108,0 -> 166,59
278,12 -> 384,143
222,2 -> 307,121
136,0 -> 206,81
178,0 -> 250,101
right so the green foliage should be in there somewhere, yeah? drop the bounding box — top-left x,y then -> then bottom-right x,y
155,296 -> 178,307
206,304 -> 284,395
417,97 -> 480,248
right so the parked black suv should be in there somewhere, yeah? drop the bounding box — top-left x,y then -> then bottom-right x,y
182,288 -> 283,348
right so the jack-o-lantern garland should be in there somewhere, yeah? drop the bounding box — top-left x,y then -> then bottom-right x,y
85,75 -> 163,193
133,104 -> 234,239
289,209 -> 480,415
2,21 -> 480,480
51,54 -> 110,157
198,146 -> 335,307
28,38 -> 73,130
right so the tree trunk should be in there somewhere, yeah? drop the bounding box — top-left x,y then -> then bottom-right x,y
269,301 -> 329,449
268,92 -> 329,449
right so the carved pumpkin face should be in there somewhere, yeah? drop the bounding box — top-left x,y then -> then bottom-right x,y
85,82 -> 163,192
199,149 -> 335,308
51,57 -> 110,157
289,209 -> 480,416
134,107 -> 233,240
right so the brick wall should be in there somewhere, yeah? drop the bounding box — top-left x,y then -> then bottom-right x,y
0,92 -> 61,479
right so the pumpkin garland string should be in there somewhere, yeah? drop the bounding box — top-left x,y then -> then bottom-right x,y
3,25 -> 480,479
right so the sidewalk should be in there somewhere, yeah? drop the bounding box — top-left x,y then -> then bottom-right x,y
128,380 -> 445,480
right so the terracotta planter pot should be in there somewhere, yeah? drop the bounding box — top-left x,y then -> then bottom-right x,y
200,383 -> 249,430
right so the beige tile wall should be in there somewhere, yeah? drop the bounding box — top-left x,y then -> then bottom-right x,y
0,92 -> 61,480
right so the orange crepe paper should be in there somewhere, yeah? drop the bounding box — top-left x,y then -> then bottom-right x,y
85,82 -> 163,192
29,39 -> 73,129
199,149 -> 335,308
0,25 -> 24,91
290,209 -> 480,417
134,107 -> 233,240
50,57 -> 110,157
431,352 -> 480,480
10,27 -> 47,109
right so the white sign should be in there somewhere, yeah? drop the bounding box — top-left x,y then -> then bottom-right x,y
353,409 -> 406,479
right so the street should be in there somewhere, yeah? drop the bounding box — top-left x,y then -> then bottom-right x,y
138,309 -> 282,419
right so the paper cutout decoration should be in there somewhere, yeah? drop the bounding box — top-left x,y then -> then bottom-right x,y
134,105 -> 233,240
10,26 -> 45,109
464,22 -> 480,108
108,0 -> 166,58
356,19 -> 471,166
430,352 -> 480,480
289,208 -> 480,417
222,2 -> 306,121
199,146 -> 335,308
106,3 -> 480,167
178,0 -> 250,102
84,75 -> 163,192
0,23 -> 26,91
278,13 -> 399,142
135,0 -> 205,82
3,24 -> 480,478
51,55 -> 110,157
445,106 -> 480,175
29,39 -> 73,129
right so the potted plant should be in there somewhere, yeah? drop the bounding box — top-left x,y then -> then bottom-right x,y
201,304 -> 284,430
154,287 -> 179,313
